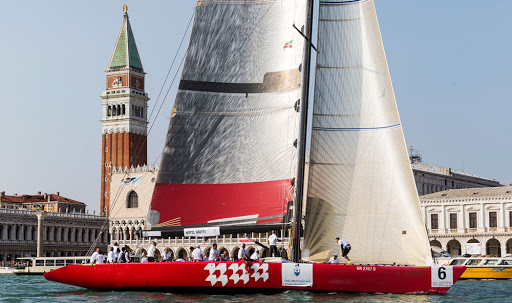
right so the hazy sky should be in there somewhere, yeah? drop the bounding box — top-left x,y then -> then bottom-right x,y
0,1 -> 510,213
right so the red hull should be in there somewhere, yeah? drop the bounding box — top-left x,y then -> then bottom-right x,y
44,262 -> 465,294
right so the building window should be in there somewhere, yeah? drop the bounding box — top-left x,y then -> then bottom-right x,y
431,214 -> 438,230
450,213 -> 457,229
510,211 -> 512,228
127,191 -> 138,208
489,212 -> 497,228
469,212 -> 477,229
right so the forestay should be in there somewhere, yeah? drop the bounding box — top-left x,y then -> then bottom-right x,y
150,0 -> 307,229
303,0 -> 432,265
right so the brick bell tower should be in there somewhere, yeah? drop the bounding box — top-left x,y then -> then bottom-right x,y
100,5 -> 149,216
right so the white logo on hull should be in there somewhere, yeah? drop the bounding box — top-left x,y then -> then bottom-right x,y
204,263 -> 269,286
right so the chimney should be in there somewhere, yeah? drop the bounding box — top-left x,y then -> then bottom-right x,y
37,191 -> 41,195
56,192 -> 60,196
43,193 -> 47,199
0,191 -> 4,198
14,193 -> 18,196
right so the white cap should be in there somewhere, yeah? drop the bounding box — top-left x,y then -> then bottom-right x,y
334,253 -> 338,256
196,244 -> 200,248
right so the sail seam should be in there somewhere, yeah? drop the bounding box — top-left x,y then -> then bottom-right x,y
312,124 -> 400,131
319,12 -> 375,22
317,60 -> 385,70
320,0 -> 368,5
313,110 -> 398,117
319,0 -> 369,5
175,106 -> 294,116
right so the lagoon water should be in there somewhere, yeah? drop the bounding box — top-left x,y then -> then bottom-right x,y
0,275 -> 511,303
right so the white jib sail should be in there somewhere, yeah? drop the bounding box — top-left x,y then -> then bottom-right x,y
303,0 -> 432,265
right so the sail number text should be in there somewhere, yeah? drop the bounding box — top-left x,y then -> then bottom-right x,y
356,266 -> 376,271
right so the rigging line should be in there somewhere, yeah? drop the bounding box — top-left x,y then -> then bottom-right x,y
147,10 -> 195,122
102,9 -> 195,243
125,10 -> 195,175
86,10 -> 196,256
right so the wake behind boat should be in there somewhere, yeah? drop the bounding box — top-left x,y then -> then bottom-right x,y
44,262 -> 465,294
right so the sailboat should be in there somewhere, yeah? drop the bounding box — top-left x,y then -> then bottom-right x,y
44,0 -> 465,294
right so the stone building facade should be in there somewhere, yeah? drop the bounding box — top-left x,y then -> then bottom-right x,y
109,164 -> 158,243
0,208 -> 109,261
412,162 -> 500,196
420,186 -> 512,257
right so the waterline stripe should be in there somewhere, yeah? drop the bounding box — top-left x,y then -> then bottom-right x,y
313,124 -> 401,131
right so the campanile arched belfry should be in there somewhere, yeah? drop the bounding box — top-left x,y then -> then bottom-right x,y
100,6 -> 149,216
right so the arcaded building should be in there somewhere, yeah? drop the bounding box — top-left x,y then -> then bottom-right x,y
420,186 -> 512,257
0,192 -> 108,261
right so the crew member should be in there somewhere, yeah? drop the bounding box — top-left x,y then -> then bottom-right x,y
192,244 -> 203,262
209,243 -> 221,262
268,230 -> 281,257
162,248 -> 172,262
335,237 -> 351,264
148,242 -> 157,262
250,248 -> 260,261
329,253 -> 340,264
90,247 -> 100,264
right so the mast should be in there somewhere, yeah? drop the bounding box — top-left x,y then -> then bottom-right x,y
291,0 -> 314,263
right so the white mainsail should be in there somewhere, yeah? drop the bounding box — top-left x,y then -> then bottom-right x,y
303,0 -> 432,265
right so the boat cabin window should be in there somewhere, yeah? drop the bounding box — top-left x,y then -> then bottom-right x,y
483,259 -> 498,266
56,259 -> 65,266
499,259 -> 512,265
65,259 -> 74,265
465,259 -> 482,265
45,260 -> 55,266
35,260 -> 45,267
450,259 -> 466,265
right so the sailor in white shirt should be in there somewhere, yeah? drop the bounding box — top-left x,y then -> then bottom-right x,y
107,247 -> 114,263
221,250 -> 229,261
237,243 -> 253,274
192,244 -> 203,262
89,248 -> 100,264
141,252 -> 148,263
112,242 -> 120,263
267,230 -> 281,257
238,243 -> 248,261
329,253 -> 340,264
148,242 -> 157,262
162,248 -> 172,262
335,237 -> 352,264
94,251 -> 105,264
209,243 -> 221,261
250,248 -> 260,261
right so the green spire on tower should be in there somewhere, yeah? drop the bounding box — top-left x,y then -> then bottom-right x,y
108,7 -> 143,71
